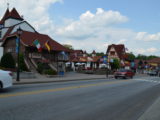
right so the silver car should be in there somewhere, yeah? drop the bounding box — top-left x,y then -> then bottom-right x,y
0,70 -> 13,89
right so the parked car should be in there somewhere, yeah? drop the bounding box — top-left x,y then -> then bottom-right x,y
148,70 -> 158,76
0,70 -> 13,89
114,69 -> 135,79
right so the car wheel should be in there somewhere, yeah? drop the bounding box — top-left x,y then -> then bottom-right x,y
123,76 -> 126,79
0,81 -> 3,88
115,76 -> 118,79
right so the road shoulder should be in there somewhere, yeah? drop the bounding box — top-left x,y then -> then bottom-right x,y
138,95 -> 160,120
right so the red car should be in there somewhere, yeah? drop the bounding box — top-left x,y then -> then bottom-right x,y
114,69 -> 134,79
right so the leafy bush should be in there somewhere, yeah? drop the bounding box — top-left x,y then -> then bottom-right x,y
0,53 -> 15,68
37,63 -> 44,74
19,53 -> 28,71
110,58 -> 120,70
36,62 -> 57,75
44,69 -> 57,75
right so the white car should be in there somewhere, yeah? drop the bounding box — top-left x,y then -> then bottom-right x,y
0,70 -> 13,89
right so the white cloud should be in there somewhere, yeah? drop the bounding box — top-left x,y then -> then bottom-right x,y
0,0 -> 62,33
117,39 -> 127,44
134,48 -> 159,55
0,1 -> 160,56
147,48 -> 159,53
134,48 -> 146,54
136,32 -> 160,41
55,8 -> 128,39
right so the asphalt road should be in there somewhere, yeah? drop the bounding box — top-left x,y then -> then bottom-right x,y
0,76 -> 160,120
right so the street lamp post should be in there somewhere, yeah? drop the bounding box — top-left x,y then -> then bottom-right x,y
16,27 -> 22,81
106,53 -> 108,78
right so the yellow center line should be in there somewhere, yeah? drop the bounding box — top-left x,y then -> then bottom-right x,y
0,80 -> 129,98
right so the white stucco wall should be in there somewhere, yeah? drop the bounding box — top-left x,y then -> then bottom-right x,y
5,18 -> 22,27
109,47 -> 118,56
11,22 -> 35,34
0,28 -> 8,39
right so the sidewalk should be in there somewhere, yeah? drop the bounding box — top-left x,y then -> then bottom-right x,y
13,72 -> 114,85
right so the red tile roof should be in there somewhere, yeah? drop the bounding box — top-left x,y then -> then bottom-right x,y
7,8 -> 23,20
21,31 -> 71,52
71,56 -> 101,62
0,8 -> 23,25
147,58 -> 160,64
83,50 -> 87,54
107,44 -> 126,59
71,57 -> 79,62
73,50 -> 83,54
0,8 -> 10,24
92,50 -> 96,54
2,30 -> 71,52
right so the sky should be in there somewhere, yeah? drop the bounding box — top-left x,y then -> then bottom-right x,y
0,0 -> 160,56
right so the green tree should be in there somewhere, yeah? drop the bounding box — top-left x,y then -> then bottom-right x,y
0,53 -> 15,68
136,54 -> 159,60
147,55 -> 159,60
136,54 -> 147,60
127,52 -> 135,61
110,58 -> 120,70
63,44 -> 74,50
19,53 -> 28,71
96,52 -> 105,56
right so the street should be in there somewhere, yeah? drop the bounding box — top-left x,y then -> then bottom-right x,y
0,75 -> 160,120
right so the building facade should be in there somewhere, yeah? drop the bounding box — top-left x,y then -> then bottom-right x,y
69,50 -> 102,70
0,7 -> 71,73
106,44 -> 129,68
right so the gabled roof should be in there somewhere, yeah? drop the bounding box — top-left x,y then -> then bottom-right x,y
6,8 -> 23,21
107,44 -> 126,59
73,50 -> 83,54
70,49 -> 84,60
147,58 -> 160,64
83,50 -> 87,54
70,56 -> 101,62
70,57 -> 79,62
0,8 -> 10,24
22,31 -> 71,52
0,21 -> 36,42
0,8 -> 23,25
2,30 -> 71,52
92,50 -> 96,54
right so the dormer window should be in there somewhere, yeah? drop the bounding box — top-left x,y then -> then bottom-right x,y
110,51 -> 115,55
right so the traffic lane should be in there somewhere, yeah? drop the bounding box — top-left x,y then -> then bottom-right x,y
0,78 -> 127,94
84,84 -> 160,120
0,79 -> 135,98
0,74 -> 148,94
0,76 -> 149,96
0,79 -> 159,120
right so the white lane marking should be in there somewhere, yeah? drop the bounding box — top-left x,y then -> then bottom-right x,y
134,78 -> 160,84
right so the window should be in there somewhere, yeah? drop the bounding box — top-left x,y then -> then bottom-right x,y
110,51 -> 115,55
7,48 -> 15,53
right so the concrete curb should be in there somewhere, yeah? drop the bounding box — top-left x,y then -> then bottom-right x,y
13,76 -> 114,85
12,73 -> 147,85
